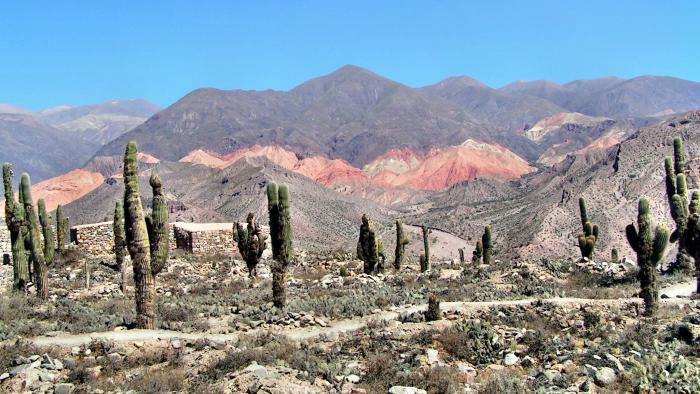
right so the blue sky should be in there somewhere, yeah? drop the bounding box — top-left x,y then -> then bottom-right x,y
0,1 -> 698,111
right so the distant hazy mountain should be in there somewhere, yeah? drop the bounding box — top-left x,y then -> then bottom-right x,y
499,76 -> 700,118
0,113 -> 100,181
0,99 -> 159,182
38,99 -> 161,144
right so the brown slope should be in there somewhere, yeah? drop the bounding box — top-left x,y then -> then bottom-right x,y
410,111 -> 700,263
63,157 -> 396,250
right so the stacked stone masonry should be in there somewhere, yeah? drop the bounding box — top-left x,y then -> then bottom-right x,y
68,221 -> 265,258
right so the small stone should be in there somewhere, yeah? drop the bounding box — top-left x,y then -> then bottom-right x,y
0,373 -> 9,381
426,349 -> 439,365
171,339 -> 182,349
504,353 -> 519,366
388,386 -> 428,394
347,374 -> 361,383
54,383 -> 75,394
595,367 -> 617,387
70,347 -> 80,356
247,380 -> 262,393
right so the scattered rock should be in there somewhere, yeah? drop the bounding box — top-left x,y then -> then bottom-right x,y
54,383 -> 75,394
504,352 -> 519,366
389,386 -> 428,394
595,367 -> 617,387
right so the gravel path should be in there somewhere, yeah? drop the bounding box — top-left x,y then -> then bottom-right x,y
25,280 -> 696,348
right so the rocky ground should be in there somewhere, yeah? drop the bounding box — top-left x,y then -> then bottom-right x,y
1,249 -> 699,393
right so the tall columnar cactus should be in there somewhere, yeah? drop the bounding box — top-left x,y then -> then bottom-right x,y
267,182 -> 293,308
20,174 -> 49,299
235,213 -> 267,277
482,225 -> 493,264
37,199 -> 55,264
626,197 -> 669,317
611,248 -> 619,264
123,142 -> 156,329
145,174 -> 169,275
394,220 -> 409,270
665,137 -> 694,272
3,163 -> 29,291
458,248 -> 465,263
472,240 -> 483,263
113,200 -> 127,293
421,225 -> 431,268
357,214 -> 384,274
680,193 -> 700,293
577,198 -> 599,260
55,204 -> 68,254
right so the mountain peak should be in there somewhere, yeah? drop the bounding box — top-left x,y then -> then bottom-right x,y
429,76 -> 488,90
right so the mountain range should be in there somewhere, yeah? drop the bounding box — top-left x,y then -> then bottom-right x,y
3,65 -> 700,258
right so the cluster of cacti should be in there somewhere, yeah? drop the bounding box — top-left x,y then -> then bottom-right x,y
55,204 -> 69,254
3,163 -> 29,292
394,220 -> 409,269
577,198 -> 599,260
20,174 -> 50,299
665,137 -> 695,272
626,197 -> 669,317
472,240 -> 483,263
681,201 -> 700,293
425,293 -> 441,321
267,182 -> 293,308
113,201 -> 127,293
357,214 -> 385,274
122,142 -> 169,328
235,213 -> 267,277
482,225 -> 493,264
421,225 -> 431,270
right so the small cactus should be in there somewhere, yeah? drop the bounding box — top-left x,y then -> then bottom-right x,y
425,293 -> 441,321
611,248 -> 619,264
20,174 -> 49,299
482,225 -> 493,264
626,197 -> 669,317
472,240 -> 483,263
421,225 -> 431,268
113,201 -> 127,293
357,214 -> 384,274
394,220 -> 409,270
419,253 -> 428,273
37,199 -> 55,264
235,213 -> 267,277
268,182 -> 293,308
3,163 -> 29,292
577,198 -> 599,260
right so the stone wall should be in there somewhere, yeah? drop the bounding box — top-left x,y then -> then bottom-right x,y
0,220 -> 10,260
173,223 -> 235,256
70,221 -> 245,258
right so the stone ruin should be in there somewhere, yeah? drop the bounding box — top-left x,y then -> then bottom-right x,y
0,219 -> 272,261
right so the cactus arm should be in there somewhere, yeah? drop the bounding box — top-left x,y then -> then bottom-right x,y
673,137 -> 684,175
37,199 -> 55,264
147,174 -> 168,276
651,224 -> 670,264
690,192 -> 700,216
579,198 -> 588,228
266,183 -> 281,259
664,157 -> 677,207
2,163 -> 14,222
626,224 -> 640,253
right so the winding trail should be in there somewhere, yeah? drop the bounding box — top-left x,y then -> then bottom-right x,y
24,280 -> 696,348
